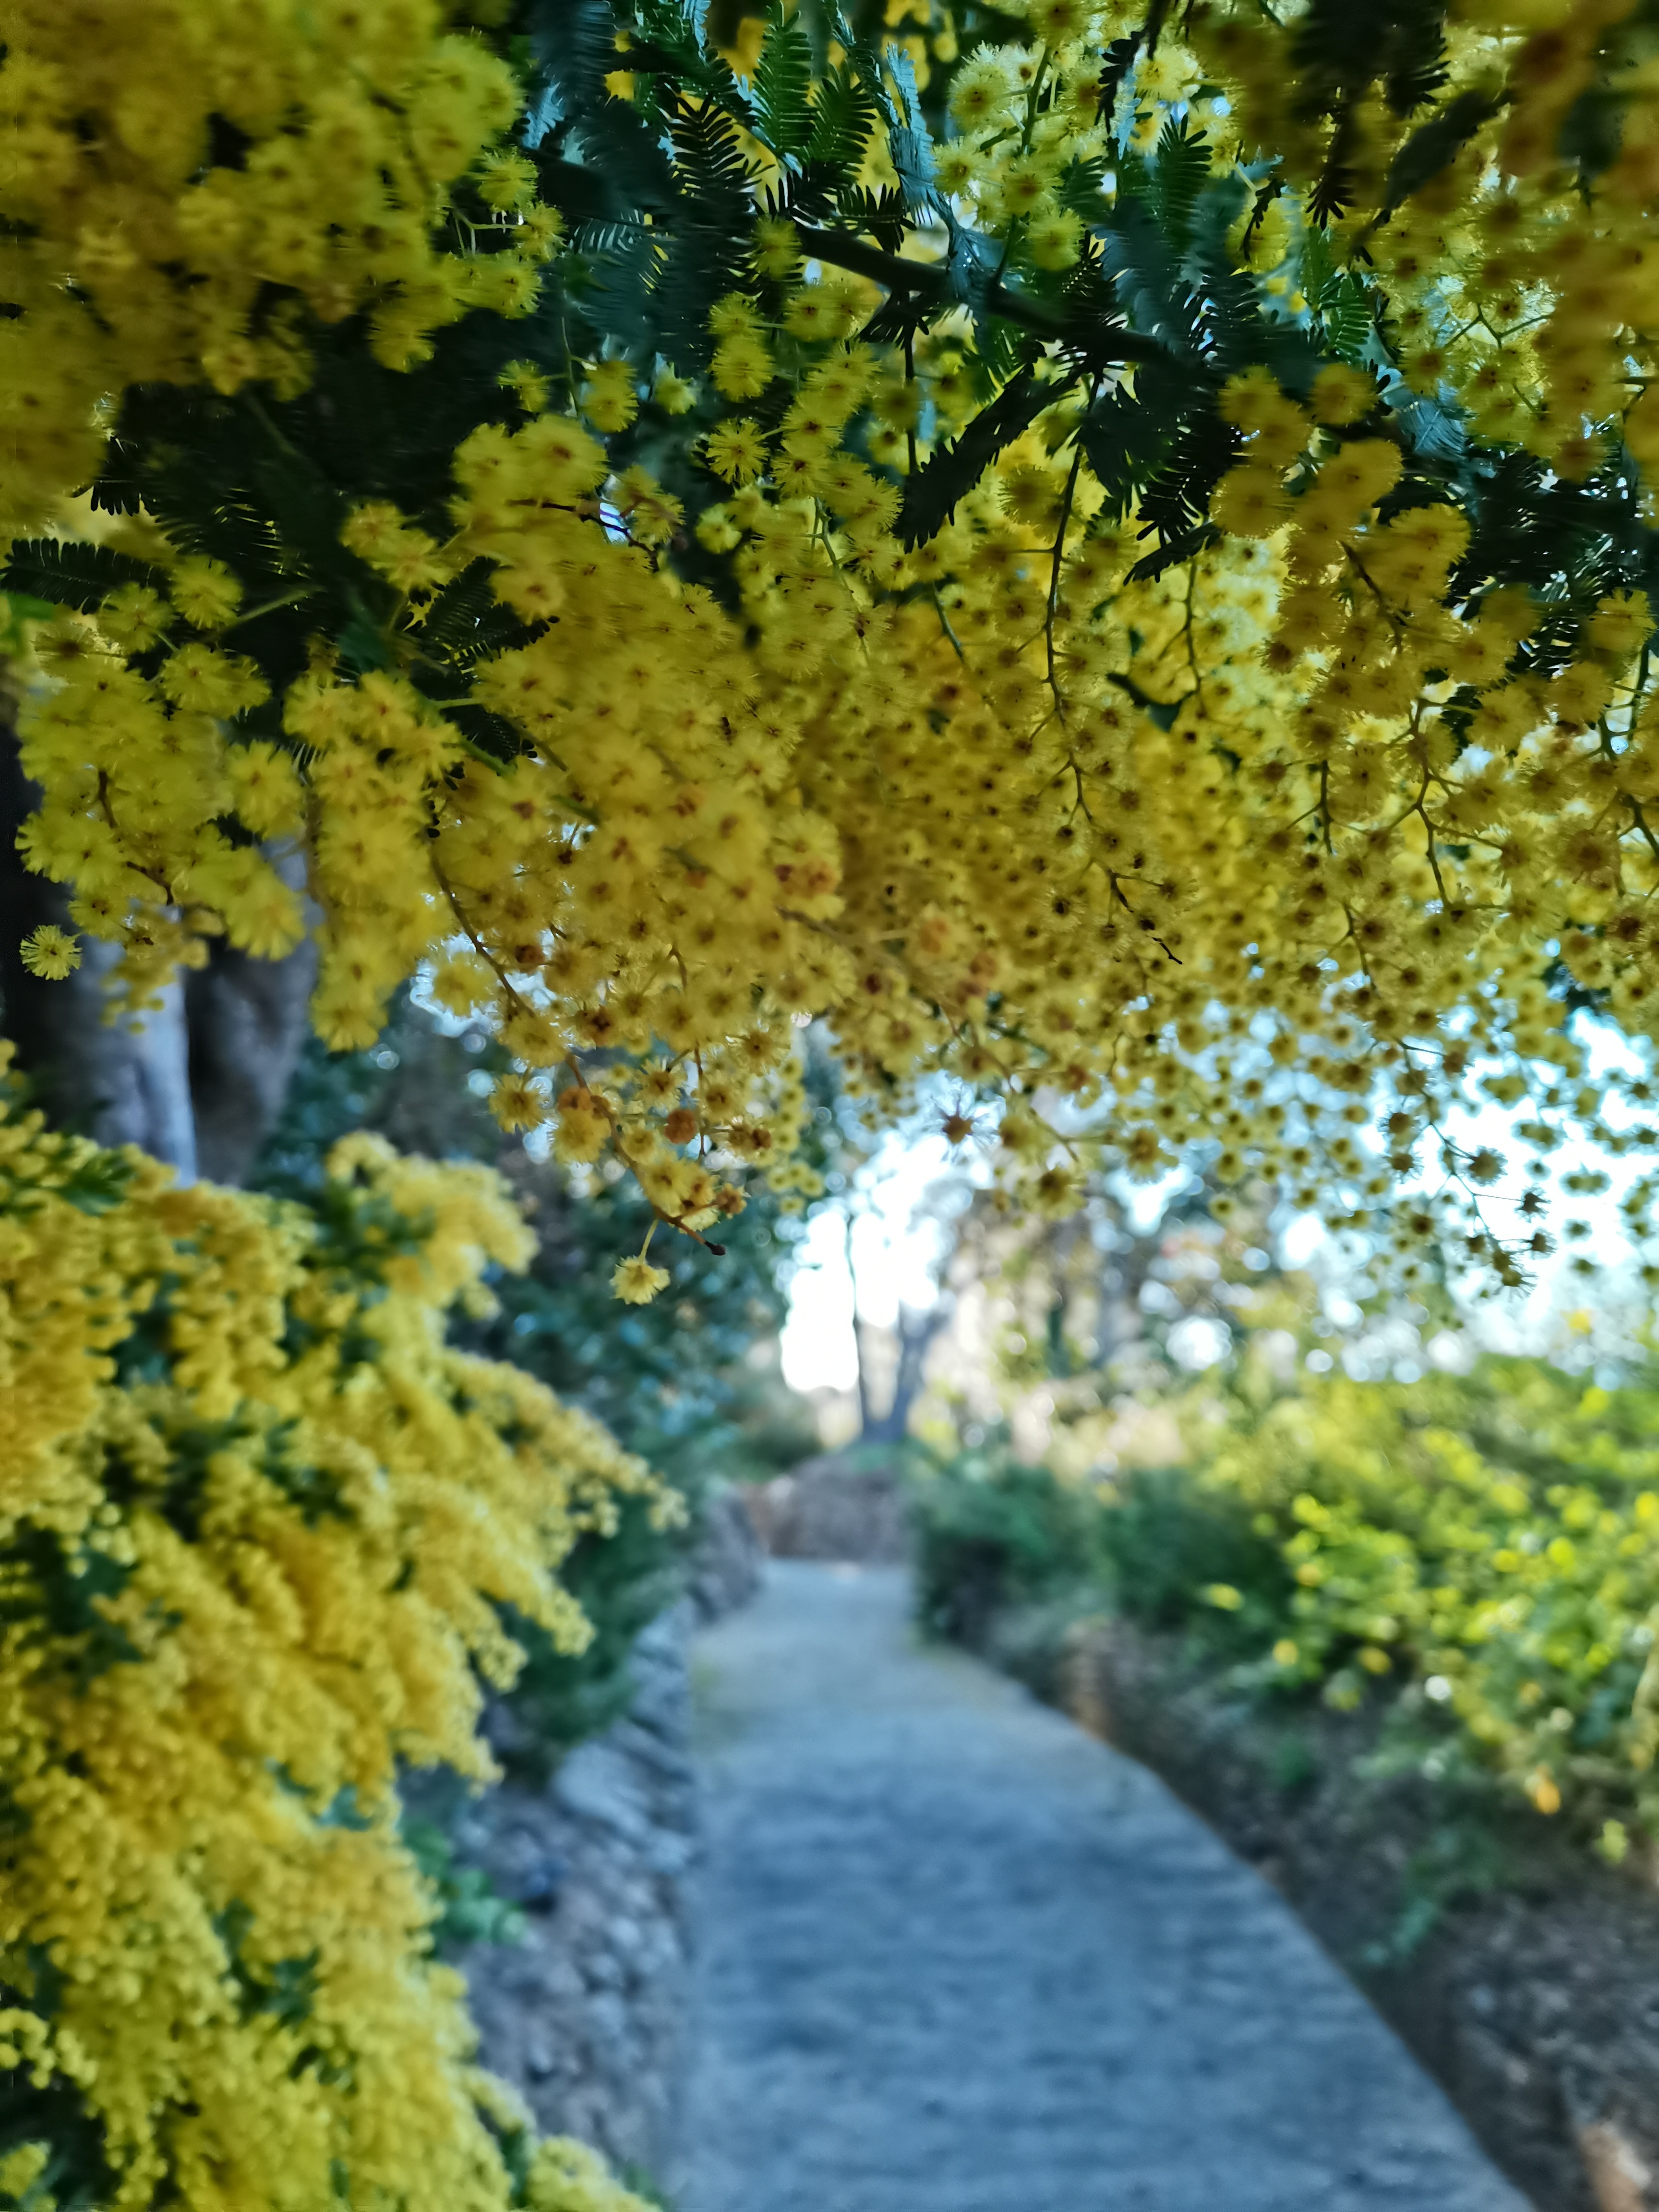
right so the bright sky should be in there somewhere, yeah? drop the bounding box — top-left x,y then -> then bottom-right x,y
779,1128 -> 980,1393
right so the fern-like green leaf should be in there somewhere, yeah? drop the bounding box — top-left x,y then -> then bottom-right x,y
0,538 -> 166,611
652,94 -> 756,370
754,0 -> 813,159
1056,155 -> 1111,226
1380,86 -> 1501,214
412,561 -> 537,674
1097,31 -> 1142,132
1127,521 -> 1223,581
1382,0 -> 1451,115
1318,271 -> 1374,361
669,92 -> 754,232
898,367 -> 1067,547
804,61 -> 879,184
1079,375 -> 1187,523
629,0 -> 756,128
444,701 -> 529,766
1137,406 -> 1239,550
1100,197 -> 1202,355
1148,118 -> 1211,258
1290,0 -> 1449,120
54,1150 -> 138,1218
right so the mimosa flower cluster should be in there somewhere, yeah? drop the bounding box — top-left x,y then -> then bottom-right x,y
0,0 -> 549,536
7,0 -> 1659,1302
0,1061 -> 665,2212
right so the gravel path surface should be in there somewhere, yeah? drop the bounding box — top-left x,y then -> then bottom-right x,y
678,1562 -> 1528,2212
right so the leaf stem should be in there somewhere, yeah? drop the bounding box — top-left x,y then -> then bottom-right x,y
221,585 -> 320,633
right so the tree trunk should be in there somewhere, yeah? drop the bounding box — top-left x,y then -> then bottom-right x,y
1,696 -> 315,1185
0,705 -> 196,1171
862,1300 -> 949,1446
845,1206 -> 878,1435
184,848 -> 317,1187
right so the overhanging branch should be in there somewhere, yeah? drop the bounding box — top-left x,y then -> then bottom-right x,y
793,223 -> 1166,366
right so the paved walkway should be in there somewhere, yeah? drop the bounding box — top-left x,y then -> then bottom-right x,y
678,1563 -> 1527,2212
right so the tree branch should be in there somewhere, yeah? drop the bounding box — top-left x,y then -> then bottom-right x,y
794,224 -> 1166,364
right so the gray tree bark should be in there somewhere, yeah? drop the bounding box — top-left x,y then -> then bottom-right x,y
184,847 -> 317,1186
861,1300 -> 949,1447
1,695 -> 316,1185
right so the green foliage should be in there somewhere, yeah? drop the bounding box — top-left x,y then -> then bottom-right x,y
1142,117 -> 1211,259
25,0 -> 1642,820
0,539 -> 164,612
653,95 -> 757,373
898,365 -> 1056,549
1358,1814 -> 1509,1967
255,996 -> 797,1461
402,1820 -> 529,1950
517,0 -> 1322,578
1195,1352 -> 1659,1839
1290,0 -> 1451,220
0,2080 -> 112,2212
917,1335 -> 1659,1859
910,1428 -> 1106,1645
0,1528 -> 142,1689
1290,0 -> 1450,124
498,1491 -> 682,1779
1087,1463 -> 1289,1641
909,1430 -> 1285,1659
1378,87 -> 1503,217
78,319 -> 558,753
801,62 -> 880,192
0,1137 -> 135,1221
752,0 -> 813,160
1078,377 -> 1186,526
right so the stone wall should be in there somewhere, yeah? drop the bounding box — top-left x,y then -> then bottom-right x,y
743,1451 -> 909,1563
447,1489 -> 763,2187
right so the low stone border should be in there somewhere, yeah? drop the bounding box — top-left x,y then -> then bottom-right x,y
446,1489 -> 763,2188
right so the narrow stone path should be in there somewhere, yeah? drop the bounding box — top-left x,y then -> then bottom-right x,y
679,1562 -> 1528,2212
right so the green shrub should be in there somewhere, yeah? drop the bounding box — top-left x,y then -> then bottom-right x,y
917,1346 -> 1659,1859
1090,1464 -> 1289,1644
909,1434 -> 1285,1659
909,1432 -> 1104,1646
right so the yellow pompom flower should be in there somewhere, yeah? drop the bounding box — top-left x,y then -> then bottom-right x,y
1309,363 -> 1377,426
168,556 -> 242,631
0,1078 -> 670,2212
228,741 -> 306,839
499,358 -> 552,412
710,334 -> 773,401
1211,463 -> 1293,539
703,418 -> 769,484
611,1254 -> 671,1304
653,366 -> 698,415
97,582 -> 171,651
582,358 -> 641,434
752,216 -> 802,280
18,925 -> 80,978
950,51 -> 1011,131
475,148 -> 538,213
